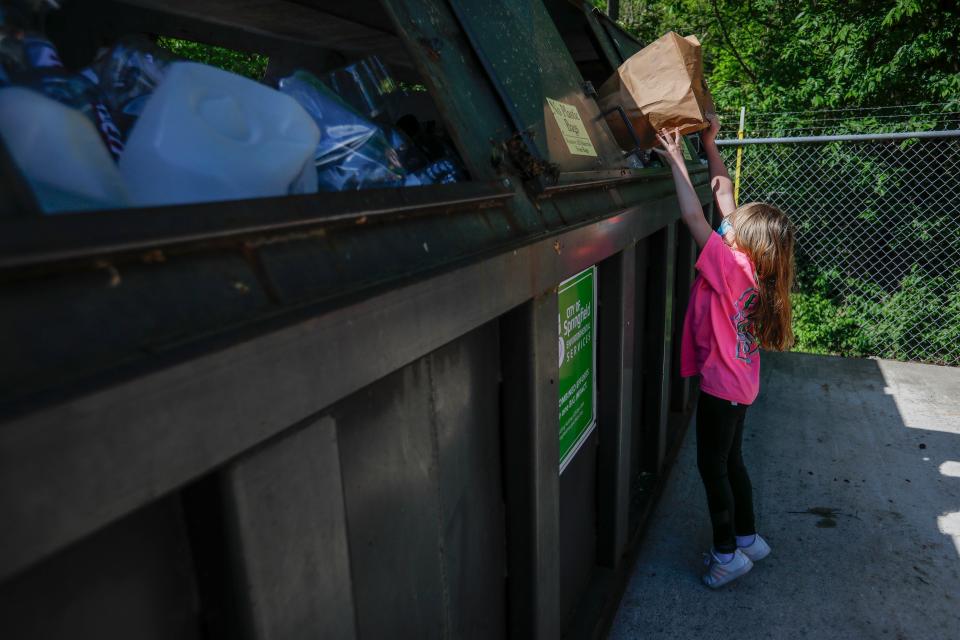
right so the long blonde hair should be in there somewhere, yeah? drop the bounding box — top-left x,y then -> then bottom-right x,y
732,202 -> 796,351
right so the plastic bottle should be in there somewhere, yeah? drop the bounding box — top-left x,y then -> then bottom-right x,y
0,86 -> 129,212
90,36 -> 174,136
415,158 -> 461,185
120,62 -> 320,206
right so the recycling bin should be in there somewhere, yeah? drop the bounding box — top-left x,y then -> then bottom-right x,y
0,1 -> 712,638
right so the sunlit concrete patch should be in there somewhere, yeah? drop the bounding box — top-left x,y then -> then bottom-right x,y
610,352 -> 960,640
877,359 -> 960,435
941,461 -> 960,478
938,512 -> 960,558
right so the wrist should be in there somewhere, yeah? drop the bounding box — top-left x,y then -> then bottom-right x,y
670,163 -> 691,182
665,156 -> 686,171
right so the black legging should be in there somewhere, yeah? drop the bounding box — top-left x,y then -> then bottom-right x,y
696,391 -> 757,553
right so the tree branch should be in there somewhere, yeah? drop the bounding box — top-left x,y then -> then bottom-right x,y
747,0 -> 780,30
709,0 -> 759,85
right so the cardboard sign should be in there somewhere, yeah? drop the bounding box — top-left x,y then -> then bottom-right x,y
547,97 -> 598,157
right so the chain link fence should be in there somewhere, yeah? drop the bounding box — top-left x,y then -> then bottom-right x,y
712,119 -> 960,366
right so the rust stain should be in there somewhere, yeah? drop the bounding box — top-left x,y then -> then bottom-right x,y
141,249 -> 166,264
498,130 -> 559,183
244,227 -> 327,248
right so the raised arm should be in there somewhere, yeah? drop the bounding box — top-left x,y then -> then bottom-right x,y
701,113 -> 736,219
653,128 -> 712,249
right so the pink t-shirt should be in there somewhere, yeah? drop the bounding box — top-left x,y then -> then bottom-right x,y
680,232 -> 761,405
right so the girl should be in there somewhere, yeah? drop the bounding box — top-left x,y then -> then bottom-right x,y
653,116 -> 795,588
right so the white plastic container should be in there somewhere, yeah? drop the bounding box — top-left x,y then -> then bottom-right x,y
120,62 -> 320,206
0,86 -> 130,213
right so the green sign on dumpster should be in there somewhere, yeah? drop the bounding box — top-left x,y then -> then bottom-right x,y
558,266 -> 597,473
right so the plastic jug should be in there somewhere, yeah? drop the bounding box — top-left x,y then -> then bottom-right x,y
120,62 -> 320,207
0,86 -> 129,213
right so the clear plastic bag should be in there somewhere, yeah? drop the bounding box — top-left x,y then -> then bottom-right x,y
278,69 -> 405,192
324,56 -> 396,121
386,126 -> 425,172
395,116 -> 467,184
89,36 -> 174,136
323,56 -> 466,187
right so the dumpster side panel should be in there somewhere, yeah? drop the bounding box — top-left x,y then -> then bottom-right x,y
0,252 -> 272,404
432,322 -> 506,640
221,416 -> 357,640
0,496 -> 200,640
334,321 -> 505,640
559,428 -> 598,626
0,191 -> 700,587
335,364 -> 445,640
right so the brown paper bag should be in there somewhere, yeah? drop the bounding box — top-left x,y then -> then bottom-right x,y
598,31 -> 715,150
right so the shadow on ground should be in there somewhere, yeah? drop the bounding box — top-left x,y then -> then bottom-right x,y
609,351 -> 960,640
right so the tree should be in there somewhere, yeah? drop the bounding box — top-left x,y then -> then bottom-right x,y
157,37 -> 268,80
601,1 -> 960,113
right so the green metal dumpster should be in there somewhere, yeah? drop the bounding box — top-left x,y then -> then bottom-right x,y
0,1 -> 712,638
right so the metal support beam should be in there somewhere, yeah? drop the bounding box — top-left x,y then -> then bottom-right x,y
596,246 -> 635,567
641,223 -> 676,472
500,294 -> 561,640
0,190 -> 707,583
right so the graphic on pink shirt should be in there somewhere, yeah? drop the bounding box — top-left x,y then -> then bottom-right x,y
679,233 -> 761,405
732,288 -> 759,363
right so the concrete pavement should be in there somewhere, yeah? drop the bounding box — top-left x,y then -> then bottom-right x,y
609,352 -> 960,640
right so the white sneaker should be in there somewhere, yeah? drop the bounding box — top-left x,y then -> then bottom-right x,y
702,548 -> 754,588
738,533 -> 771,562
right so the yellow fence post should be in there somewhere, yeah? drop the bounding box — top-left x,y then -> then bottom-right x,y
734,106 -> 745,206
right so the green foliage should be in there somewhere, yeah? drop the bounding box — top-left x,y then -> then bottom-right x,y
604,1 -> 960,113
157,37 -> 268,80
727,135 -> 960,364
792,267 -> 960,364
791,292 -> 867,356
598,2 -> 960,364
